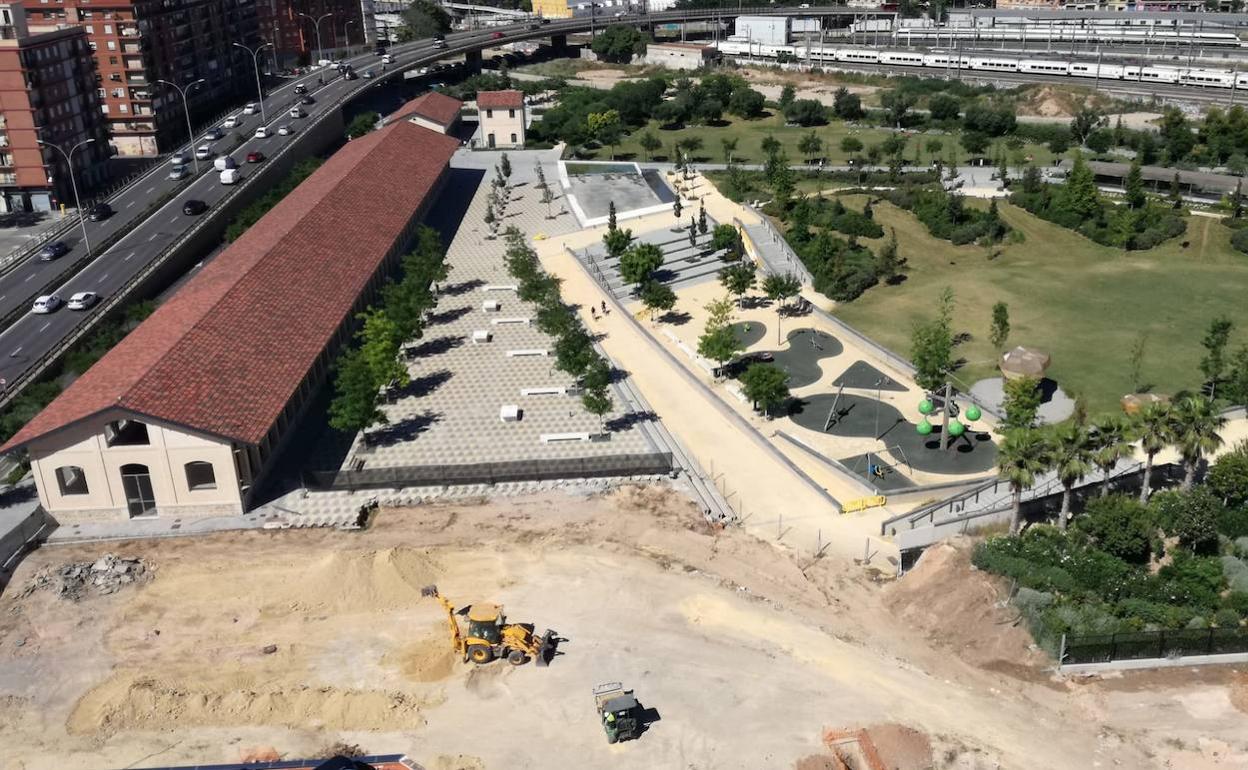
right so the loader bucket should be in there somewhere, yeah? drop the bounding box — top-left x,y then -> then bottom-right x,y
420,584 -> 439,598
535,629 -> 555,667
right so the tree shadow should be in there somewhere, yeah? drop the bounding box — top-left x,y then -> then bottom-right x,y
364,410 -> 443,447
605,410 -> 657,432
660,310 -> 692,326
441,278 -> 485,296
953,331 -> 973,346
405,335 -> 464,359
426,305 -> 472,327
392,369 -> 453,400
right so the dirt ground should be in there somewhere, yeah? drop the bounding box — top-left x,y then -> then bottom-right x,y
2,486 -> 1247,770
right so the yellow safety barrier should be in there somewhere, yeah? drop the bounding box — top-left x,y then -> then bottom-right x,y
842,495 -> 887,513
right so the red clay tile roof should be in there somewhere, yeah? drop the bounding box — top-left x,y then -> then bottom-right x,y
395,91 -> 463,127
477,90 -> 523,110
2,122 -> 460,453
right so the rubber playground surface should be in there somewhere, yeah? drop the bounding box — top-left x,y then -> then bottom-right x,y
755,328 -> 844,389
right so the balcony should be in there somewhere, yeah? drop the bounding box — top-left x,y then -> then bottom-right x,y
119,26 -> 139,37
111,121 -> 156,134
0,173 -> 17,185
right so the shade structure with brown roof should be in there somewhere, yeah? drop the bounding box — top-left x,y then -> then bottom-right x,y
1120,392 -> 1170,415
1,120 -> 461,455
999,346 -> 1051,380
394,91 -> 463,130
476,90 -> 524,110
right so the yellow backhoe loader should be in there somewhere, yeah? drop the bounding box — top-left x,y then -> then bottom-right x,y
421,584 -> 554,667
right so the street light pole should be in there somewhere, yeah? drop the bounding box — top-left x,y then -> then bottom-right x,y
343,20 -> 357,52
156,78 -> 206,174
233,41 -> 274,124
38,138 -> 96,258
298,12 -> 334,65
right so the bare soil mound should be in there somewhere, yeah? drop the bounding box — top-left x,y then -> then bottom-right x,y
286,547 -> 441,612
1231,671 -> 1248,715
869,722 -> 933,769
428,756 -> 485,770
385,636 -> 457,683
882,540 -> 1043,671
68,670 -> 432,735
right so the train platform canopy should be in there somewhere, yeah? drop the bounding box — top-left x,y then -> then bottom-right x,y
1056,159 -> 1242,198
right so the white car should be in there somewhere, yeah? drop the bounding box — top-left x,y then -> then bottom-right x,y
277,124 -> 293,136
168,165 -> 191,181
254,125 -> 270,139
31,295 -> 63,314
67,292 -> 99,311
242,102 -> 257,115
223,115 -> 240,128
194,145 -> 213,160
170,152 -> 189,166
289,107 -> 305,119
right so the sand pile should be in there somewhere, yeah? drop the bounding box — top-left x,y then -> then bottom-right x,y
281,547 -> 441,612
386,636 -> 458,683
882,541 -> 1042,670
868,723 -> 933,769
68,670 -> 433,735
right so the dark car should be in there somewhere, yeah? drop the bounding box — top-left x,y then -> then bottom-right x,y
300,95 -> 315,105
86,202 -> 113,221
294,83 -> 308,95
490,31 -> 504,39
374,45 -> 388,56
246,151 -> 265,163
37,240 -> 70,261
182,199 -> 208,216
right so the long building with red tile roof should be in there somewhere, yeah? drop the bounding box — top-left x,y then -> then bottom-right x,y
2,120 -> 459,522
394,91 -> 463,134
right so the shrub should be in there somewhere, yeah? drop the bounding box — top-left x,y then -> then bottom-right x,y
1154,551 -> 1226,611
1233,227 -> 1248,255
1076,495 -> 1155,564
1224,591 -> 1248,617
1223,555 -> 1248,593
1213,607 -> 1242,628
1153,487 -> 1223,555
1208,443 -> 1248,509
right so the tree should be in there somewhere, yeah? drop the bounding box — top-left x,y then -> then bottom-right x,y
989,301 -> 1010,350
832,86 -> 863,120
1135,402 -> 1172,503
1228,345 -> 1248,409
1077,495 -> 1156,564
1207,441 -> 1248,508
619,242 -> 664,286
357,308 -> 409,390
699,325 -> 742,377
960,131 -> 990,156
1124,158 -> 1146,209
711,223 -> 740,257
783,99 -> 828,127
840,136 -> 863,155
925,139 -> 943,162
591,24 -> 644,64
1158,106 -> 1196,163
740,363 -> 791,417
910,295 -> 954,393
1154,487 -> 1222,555
345,111 -> 380,139
607,200 -> 617,233
721,137 -> 739,164
673,197 -> 683,220
1061,155 -> 1102,221
1070,107 -> 1105,145
639,279 -> 676,321
399,0 -> 450,40
581,385 -> 613,432
1200,315 -> 1234,395
1232,178 -> 1244,220
998,428 -> 1050,535
540,184 -> 555,218
880,91 -> 915,128
638,130 -> 661,161
728,87 -> 765,119
554,328 -> 595,378
499,152 -> 512,181
1171,395 -> 1226,489
762,272 -> 802,344
329,348 -> 386,433
1048,422 -> 1092,530
719,260 -> 757,308
929,93 -> 961,121
697,201 -> 708,235
874,227 -> 907,285
587,109 -> 623,158
603,226 -> 634,261
1091,416 -> 1133,497
1170,171 -> 1183,208
1128,332 -> 1148,393
688,218 -> 697,248
798,131 -> 823,165
760,134 -> 781,156
696,98 -> 723,125
778,84 -> 796,110
1001,376 -> 1043,432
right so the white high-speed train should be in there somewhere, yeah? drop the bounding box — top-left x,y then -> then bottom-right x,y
716,40 -> 1248,89
893,26 -> 1245,47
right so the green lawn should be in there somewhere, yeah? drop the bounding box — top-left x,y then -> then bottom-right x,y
830,198 -> 1248,417
583,113 -> 1060,168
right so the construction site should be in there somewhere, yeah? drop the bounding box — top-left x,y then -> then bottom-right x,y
2,485 -> 1246,770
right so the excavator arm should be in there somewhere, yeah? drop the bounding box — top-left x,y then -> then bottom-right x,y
421,585 -> 463,656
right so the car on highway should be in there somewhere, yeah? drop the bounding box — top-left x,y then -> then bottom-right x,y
223,115 -> 240,128
37,241 -> 69,262
87,203 -> 113,222
363,68 -> 375,79
171,152 -> 189,166
300,95 -> 315,105
382,53 -> 393,64
67,292 -> 99,311
374,45 -> 387,55
202,127 -> 224,142
490,31 -> 504,39
219,168 -> 241,185
434,39 -> 447,49
254,126 -> 270,139
242,102 -> 257,115
168,165 -> 191,181
194,145 -> 213,160
289,107 -> 305,119
246,150 -> 265,163
294,83 -> 308,95
182,199 -> 208,216
213,156 -> 237,172
277,124 -> 293,136
31,295 -> 63,314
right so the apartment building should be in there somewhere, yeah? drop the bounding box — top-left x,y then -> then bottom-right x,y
20,0 -> 262,156
0,3 -> 110,212
256,0 -> 365,70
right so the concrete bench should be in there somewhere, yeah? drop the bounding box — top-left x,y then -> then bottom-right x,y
482,284 -> 518,293
540,432 -> 592,443
491,317 -> 530,326
499,404 -> 521,422
482,299 -> 501,312
522,386 -> 570,396
472,329 -> 492,344
507,349 -> 549,357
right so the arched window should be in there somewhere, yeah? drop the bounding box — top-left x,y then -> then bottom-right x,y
104,419 -> 149,446
54,465 -> 89,496
119,463 -> 155,517
184,461 -> 216,491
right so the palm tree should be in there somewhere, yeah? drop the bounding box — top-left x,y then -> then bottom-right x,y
1048,424 -> 1093,530
1135,402 -> 1172,503
1171,395 -> 1226,490
1091,416 -> 1133,497
998,428 -> 1051,535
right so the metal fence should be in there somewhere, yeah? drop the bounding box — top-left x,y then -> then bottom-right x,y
1062,628 -> 1248,667
302,452 -> 674,491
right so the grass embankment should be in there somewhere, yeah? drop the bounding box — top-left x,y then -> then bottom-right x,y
830,196 -> 1248,416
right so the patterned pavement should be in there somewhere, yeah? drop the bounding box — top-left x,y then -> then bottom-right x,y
341,149 -> 656,472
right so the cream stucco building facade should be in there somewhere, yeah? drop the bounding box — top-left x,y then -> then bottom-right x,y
477,90 -> 526,149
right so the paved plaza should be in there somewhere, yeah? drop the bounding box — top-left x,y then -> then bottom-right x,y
342,150 -> 658,473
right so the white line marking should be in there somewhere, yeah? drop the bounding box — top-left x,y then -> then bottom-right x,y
148,232 -> 160,242
24,273 -> 35,283
125,252 -> 135,260
171,216 -> 180,224
98,273 -> 110,284
10,346 -> 22,356
38,322 -> 50,332
126,200 -> 136,208
145,186 -> 155,194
